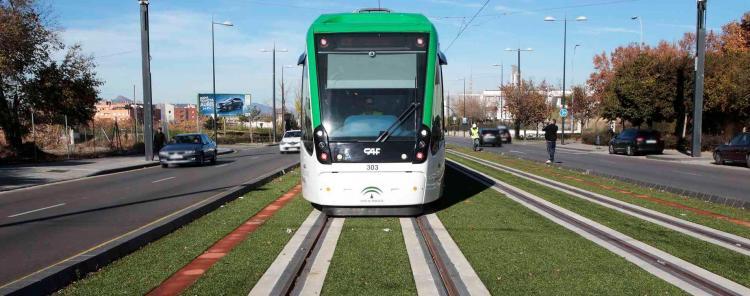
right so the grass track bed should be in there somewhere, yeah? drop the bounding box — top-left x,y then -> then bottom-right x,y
437,168 -> 684,295
449,146 -> 750,239
58,170 -> 301,295
321,218 -> 415,295
185,197 -> 312,295
449,155 -> 750,288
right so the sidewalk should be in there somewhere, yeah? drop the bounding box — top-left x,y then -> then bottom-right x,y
0,148 -> 235,192
554,141 -> 717,165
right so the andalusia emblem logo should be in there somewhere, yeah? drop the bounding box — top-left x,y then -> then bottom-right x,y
361,186 -> 382,199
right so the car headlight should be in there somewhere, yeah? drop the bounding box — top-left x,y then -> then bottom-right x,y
159,151 -> 168,156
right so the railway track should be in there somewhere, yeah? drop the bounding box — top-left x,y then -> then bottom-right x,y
448,159 -> 750,296
448,150 -> 750,257
249,209 -> 489,296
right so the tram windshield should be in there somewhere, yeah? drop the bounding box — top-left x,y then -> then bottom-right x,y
316,34 -> 427,142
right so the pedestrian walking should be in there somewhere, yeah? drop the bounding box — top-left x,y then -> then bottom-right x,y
153,127 -> 166,160
543,119 -> 558,164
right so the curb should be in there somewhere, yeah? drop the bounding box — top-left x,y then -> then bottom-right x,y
1,162 -> 300,296
91,162 -> 160,176
645,155 -> 712,162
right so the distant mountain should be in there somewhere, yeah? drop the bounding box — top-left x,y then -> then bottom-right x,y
111,95 -> 133,103
247,102 -> 273,115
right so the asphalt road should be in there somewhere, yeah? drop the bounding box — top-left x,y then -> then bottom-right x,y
0,146 -> 298,286
446,136 -> 750,203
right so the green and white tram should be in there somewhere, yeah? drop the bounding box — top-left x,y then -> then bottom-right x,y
298,8 -> 447,216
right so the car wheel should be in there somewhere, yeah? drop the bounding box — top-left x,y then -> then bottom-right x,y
713,151 -> 724,165
626,145 -> 635,156
608,145 -> 615,154
211,155 -> 217,165
161,163 -> 168,168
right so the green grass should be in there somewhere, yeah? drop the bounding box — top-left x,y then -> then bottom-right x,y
185,197 -> 312,295
321,218 -> 416,295
449,145 -> 750,240
58,170 -> 302,296
436,167 -> 684,295
449,154 -> 750,288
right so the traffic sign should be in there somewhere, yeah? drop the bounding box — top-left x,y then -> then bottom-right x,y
559,108 -> 568,118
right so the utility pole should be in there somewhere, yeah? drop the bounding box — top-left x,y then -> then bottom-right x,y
139,0 -> 154,161
133,84 -> 139,142
211,17 -> 233,145
692,0 -> 707,157
261,44 -> 288,142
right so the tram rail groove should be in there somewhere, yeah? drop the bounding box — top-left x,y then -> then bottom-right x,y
449,150 -> 750,256
414,215 -> 460,296
447,160 -> 750,296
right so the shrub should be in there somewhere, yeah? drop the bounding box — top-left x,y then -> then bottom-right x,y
581,129 -> 612,146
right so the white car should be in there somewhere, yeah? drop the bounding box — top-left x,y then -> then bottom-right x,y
279,130 -> 302,153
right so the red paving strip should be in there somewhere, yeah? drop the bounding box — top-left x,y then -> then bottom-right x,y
146,184 -> 302,296
525,164 -> 750,229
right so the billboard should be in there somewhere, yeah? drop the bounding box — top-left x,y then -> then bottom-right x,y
198,93 -> 251,117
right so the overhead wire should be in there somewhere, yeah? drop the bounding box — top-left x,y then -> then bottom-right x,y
443,0 -> 490,52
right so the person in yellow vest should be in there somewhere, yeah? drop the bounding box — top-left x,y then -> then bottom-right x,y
360,97 -> 383,116
470,123 -> 480,151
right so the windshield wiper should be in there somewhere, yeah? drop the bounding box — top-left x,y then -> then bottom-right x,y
375,102 -> 419,143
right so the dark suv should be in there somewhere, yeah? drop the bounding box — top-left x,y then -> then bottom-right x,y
608,128 -> 664,156
478,128 -> 502,147
713,132 -> 750,168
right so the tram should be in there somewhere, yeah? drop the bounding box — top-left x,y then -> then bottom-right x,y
298,8 -> 447,216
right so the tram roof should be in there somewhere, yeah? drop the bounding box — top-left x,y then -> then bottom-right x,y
310,11 -> 436,34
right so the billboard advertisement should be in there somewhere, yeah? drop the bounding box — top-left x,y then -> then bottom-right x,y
198,93 -> 251,117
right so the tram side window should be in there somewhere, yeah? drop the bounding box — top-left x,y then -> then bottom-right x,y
301,62 -> 314,155
431,63 -> 444,154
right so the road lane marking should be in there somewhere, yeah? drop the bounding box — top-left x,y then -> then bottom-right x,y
672,170 -> 701,177
152,177 -> 176,183
509,150 -> 526,154
8,203 -> 66,218
215,164 -> 228,168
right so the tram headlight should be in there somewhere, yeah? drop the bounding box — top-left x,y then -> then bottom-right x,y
313,125 -> 332,165
413,124 -> 431,164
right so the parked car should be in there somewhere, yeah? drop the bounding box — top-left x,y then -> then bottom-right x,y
218,97 -> 243,112
608,128 -> 664,156
713,132 -> 750,167
497,125 -> 512,144
478,128 -> 502,147
279,130 -> 302,153
159,133 -> 217,167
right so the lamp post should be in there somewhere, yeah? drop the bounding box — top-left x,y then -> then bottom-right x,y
571,44 -> 581,133
139,0 -> 154,161
692,0 -> 707,157
211,16 -> 233,145
504,48 -> 533,87
544,15 -> 587,145
261,44 -> 288,142
491,63 -> 504,123
281,65 -> 298,132
631,16 -> 644,46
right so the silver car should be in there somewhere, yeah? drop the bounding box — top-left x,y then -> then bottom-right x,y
279,130 -> 302,154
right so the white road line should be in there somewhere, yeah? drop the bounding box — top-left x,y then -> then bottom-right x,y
509,150 -> 526,154
297,218 -> 344,295
151,176 -> 175,183
215,164 -> 229,168
8,203 -> 66,218
672,170 -> 701,177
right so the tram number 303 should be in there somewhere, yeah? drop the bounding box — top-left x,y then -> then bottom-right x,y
366,164 -> 379,171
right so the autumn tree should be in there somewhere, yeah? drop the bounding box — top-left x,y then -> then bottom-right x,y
570,85 -> 597,129
502,80 -> 552,139
0,0 -> 101,153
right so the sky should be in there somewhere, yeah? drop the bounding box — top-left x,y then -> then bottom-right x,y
50,0 -> 750,108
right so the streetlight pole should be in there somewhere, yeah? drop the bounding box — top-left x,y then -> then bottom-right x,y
631,16 -> 644,46
545,15 -> 587,145
692,0 -> 707,157
261,44 -> 288,143
211,16 -> 233,145
492,63 -> 504,123
504,48 -> 533,87
139,0 -> 154,161
281,65 -> 297,132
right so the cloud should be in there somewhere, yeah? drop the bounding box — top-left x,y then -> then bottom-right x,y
494,4 -> 535,16
581,26 -> 640,35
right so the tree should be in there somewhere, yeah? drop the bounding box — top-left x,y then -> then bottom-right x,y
0,0 -> 101,153
245,106 -> 261,142
502,80 -> 552,139
570,85 -> 597,129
